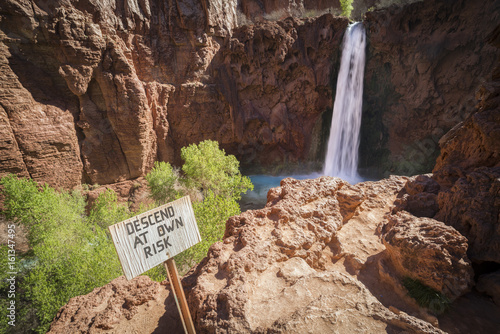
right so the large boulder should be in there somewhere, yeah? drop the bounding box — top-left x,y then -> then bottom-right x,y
381,211 -> 473,300
434,167 -> 500,263
48,276 -> 179,333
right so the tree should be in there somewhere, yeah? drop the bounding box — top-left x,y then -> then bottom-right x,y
0,175 -> 123,333
145,161 -> 180,204
340,0 -> 353,18
146,140 -> 253,273
180,140 -> 253,201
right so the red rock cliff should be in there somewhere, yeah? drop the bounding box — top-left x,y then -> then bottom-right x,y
1,0 -> 499,190
0,0 -> 346,189
361,0 -> 499,177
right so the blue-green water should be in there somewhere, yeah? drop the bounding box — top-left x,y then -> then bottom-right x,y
239,173 -> 320,211
239,172 -> 369,211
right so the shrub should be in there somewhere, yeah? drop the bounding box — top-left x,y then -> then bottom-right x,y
181,140 -> 253,201
88,188 -> 131,228
340,0 -> 354,18
402,277 -> 450,314
0,175 -> 123,333
145,161 -> 181,204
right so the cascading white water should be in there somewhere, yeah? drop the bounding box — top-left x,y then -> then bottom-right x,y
323,22 -> 366,184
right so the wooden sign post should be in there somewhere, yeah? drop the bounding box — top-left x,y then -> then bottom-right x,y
109,196 -> 200,334
165,259 -> 196,334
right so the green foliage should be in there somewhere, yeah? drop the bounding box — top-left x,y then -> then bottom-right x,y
181,140 -> 253,201
145,161 -> 181,204
1,175 -> 85,246
175,191 -> 240,274
340,0 -> 354,18
146,140 -> 253,275
88,188 -> 131,228
403,277 -> 450,314
0,175 -> 123,333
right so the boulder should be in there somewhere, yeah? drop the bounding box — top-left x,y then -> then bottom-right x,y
476,270 -> 500,306
48,276 -> 180,334
382,211 -> 473,300
435,167 -> 500,263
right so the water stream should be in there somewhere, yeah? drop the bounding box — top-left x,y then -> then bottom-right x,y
323,22 -> 366,184
240,23 -> 367,210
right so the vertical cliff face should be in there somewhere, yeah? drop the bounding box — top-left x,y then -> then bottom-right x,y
238,0 -> 340,19
0,0 -> 345,188
361,0 -> 500,177
1,0 -> 499,190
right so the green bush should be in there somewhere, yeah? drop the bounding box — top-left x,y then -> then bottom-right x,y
88,188 -> 131,228
181,140 -> 253,201
402,277 -> 450,314
145,161 -> 181,204
0,175 -> 123,333
340,0 -> 354,18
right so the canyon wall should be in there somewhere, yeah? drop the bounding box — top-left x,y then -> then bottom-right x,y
361,0 -> 500,177
1,0 -> 499,190
0,0 -> 346,188
238,0 -> 340,20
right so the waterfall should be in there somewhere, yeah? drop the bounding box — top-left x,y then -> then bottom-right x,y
323,22 -> 366,183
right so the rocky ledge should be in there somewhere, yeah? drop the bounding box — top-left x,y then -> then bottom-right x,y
49,172 -> 497,333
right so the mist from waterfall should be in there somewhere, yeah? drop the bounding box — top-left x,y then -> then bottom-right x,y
323,22 -> 366,184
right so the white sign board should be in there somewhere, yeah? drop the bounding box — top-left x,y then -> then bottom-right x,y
109,196 -> 201,280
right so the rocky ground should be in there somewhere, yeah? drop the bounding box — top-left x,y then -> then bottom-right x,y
47,173 -> 500,333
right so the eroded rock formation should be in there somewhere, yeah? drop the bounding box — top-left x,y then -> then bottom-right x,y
47,276 -> 182,333
50,175 -> 483,333
361,0 -> 500,177
0,0 -> 348,188
381,211 -> 473,300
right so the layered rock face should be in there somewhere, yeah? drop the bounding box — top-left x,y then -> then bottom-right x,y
3,0 -> 499,190
238,0 -> 340,20
0,0 -> 347,188
361,0 -> 500,177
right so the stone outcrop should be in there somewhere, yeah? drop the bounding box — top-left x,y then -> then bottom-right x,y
381,211 -> 473,300
400,22 -> 500,266
49,175 -> 484,333
48,275 -> 183,333
361,0 -> 500,177
434,167 -> 500,264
